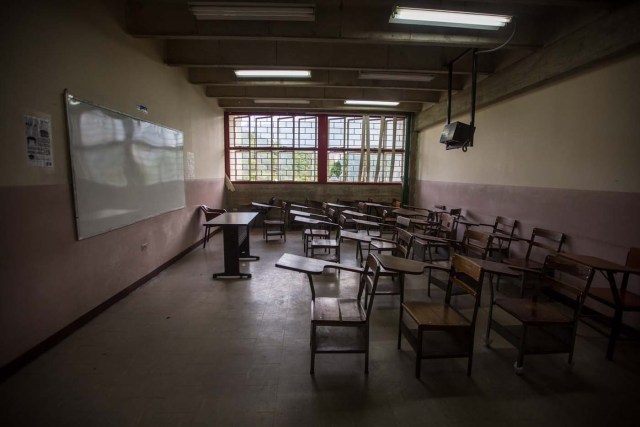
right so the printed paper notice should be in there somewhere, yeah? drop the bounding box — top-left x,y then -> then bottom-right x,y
25,114 -> 53,167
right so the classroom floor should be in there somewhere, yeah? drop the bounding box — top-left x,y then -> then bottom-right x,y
1,228 -> 639,427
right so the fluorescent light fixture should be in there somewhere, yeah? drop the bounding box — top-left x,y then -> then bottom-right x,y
235,70 -> 311,78
358,71 -> 435,82
254,99 -> 310,104
389,7 -> 511,30
344,100 -> 400,107
189,2 -> 315,21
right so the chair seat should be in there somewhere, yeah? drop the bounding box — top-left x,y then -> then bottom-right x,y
495,298 -> 574,325
588,288 -> 640,310
312,297 -> 366,324
402,302 -> 470,329
310,238 -> 340,248
264,219 -> 284,225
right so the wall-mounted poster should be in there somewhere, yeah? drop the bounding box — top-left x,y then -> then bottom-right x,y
24,114 -> 53,167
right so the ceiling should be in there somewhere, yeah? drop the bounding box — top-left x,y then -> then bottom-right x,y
126,0 -> 637,114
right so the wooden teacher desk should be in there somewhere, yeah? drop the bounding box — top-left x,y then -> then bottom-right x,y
205,212 -> 259,279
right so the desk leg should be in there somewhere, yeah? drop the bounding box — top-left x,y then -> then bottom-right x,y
212,225 -> 254,279
238,225 -> 259,261
606,271 -> 622,360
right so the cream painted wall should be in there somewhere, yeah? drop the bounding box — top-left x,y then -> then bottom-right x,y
0,0 -> 225,368
416,53 -> 640,193
0,0 -> 225,186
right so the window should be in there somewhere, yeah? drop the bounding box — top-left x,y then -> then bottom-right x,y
228,115 -> 318,182
327,116 -> 405,183
226,113 -> 406,183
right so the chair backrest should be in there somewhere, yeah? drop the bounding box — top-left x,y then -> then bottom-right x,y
361,254 -> 383,320
461,230 -> 494,260
200,205 -> 226,221
524,228 -> 566,261
626,247 -> 640,268
396,216 -> 411,230
445,255 -> 485,309
492,216 -> 518,249
265,201 -> 286,220
449,208 -> 462,218
493,216 -> 517,237
279,201 -> 287,220
326,207 -> 336,222
540,255 -> 595,310
436,213 -> 457,239
315,219 -> 341,239
357,201 -> 367,213
448,209 -> 462,236
395,229 -> 414,259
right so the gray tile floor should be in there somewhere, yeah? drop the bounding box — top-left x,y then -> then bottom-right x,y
1,229 -> 639,426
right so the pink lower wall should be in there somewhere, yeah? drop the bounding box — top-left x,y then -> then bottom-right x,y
414,180 -> 640,322
414,181 -> 640,328
414,180 -> 640,260
0,178 -> 224,367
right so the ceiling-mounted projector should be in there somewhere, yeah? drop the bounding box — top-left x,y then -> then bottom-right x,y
439,121 -> 475,150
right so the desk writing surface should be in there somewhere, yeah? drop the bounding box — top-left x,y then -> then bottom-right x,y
392,208 -> 426,217
469,257 -> 522,277
558,253 -> 627,272
206,212 -> 258,226
374,254 -> 429,274
289,209 -> 311,217
275,253 -> 364,274
353,218 -> 381,227
341,230 -> 373,243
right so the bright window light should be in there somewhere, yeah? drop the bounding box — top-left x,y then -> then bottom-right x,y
235,70 -> 311,78
389,7 -> 512,30
344,100 -> 400,107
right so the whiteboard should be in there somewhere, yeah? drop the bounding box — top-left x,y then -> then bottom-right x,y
65,92 -> 185,240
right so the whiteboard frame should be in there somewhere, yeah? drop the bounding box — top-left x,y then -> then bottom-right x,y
64,90 -> 186,240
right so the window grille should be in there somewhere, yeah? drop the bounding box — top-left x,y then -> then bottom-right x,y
227,113 -> 405,183
228,115 -> 318,182
327,115 -> 405,183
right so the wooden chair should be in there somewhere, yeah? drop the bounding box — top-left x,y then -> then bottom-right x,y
200,205 -> 226,248
429,204 -> 447,224
302,217 -> 331,255
263,201 -> 287,242
399,255 -> 486,378
395,216 -> 412,239
486,254 -> 595,374
502,228 -> 566,297
473,216 -> 518,261
586,247 -> 640,359
414,213 -> 458,265
339,214 -> 369,261
364,229 -> 415,310
380,208 -> 397,237
308,221 -> 341,264
310,253 -> 382,374
426,230 -> 494,297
